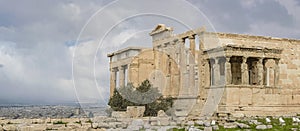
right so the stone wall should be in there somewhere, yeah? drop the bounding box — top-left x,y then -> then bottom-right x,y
108,24 -> 300,117
212,33 -> 300,116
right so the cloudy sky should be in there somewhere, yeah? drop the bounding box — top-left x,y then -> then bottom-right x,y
0,0 -> 299,105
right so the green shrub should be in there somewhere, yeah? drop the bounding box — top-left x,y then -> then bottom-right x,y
108,79 -> 173,116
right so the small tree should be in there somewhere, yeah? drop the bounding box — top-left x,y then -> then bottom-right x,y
108,79 -> 173,116
108,89 -> 134,111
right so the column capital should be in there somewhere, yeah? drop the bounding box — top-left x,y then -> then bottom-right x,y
112,67 -> 118,72
258,57 -> 263,63
226,56 -> 231,62
274,58 -> 280,63
119,65 -> 128,70
214,57 -> 219,63
188,35 -> 195,39
242,56 -> 248,63
178,38 -> 185,43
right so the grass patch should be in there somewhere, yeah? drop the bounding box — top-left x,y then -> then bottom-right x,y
218,126 -> 240,131
168,128 -> 185,131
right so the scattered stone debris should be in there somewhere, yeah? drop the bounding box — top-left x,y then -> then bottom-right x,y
1,105 -> 300,130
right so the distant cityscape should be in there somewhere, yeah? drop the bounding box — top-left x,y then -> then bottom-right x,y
0,104 -> 107,119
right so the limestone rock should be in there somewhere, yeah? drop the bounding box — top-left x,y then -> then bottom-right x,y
204,121 -> 211,127
111,111 -> 127,118
157,117 -> 170,126
98,122 -> 110,129
265,118 -> 271,123
186,121 -> 194,126
188,126 -> 202,131
232,113 -> 244,118
293,117 -> 297,123
204,126 -> 212,131
126,106 -> 145,118
66,123 -> 81,129
266,125 -> 273,129
143,123 -> 151,129
250,120 -> 261,125
131,119 -> 144,126
296,117 -> 300,123
92,116 -> 107,123
256,125 -> 267,130
170,121 -> 177,126
211,120 -> 216,126
81,123 -> 92,128
279,117 -> 285,124
108,122 -> 117,129
237,123 -> 250,129
195,120 -> 204,126
126,125 -> 141,131
92,123 -> 99,128
223,123 -> 237,129
3,124 -> 17,131
157,110 -> 168,117
212,125 -> 219,130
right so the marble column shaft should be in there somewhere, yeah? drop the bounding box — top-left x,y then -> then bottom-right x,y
213,58 -> 220,85
274,58 -> 280,86
189,36 -> 196,57
110,68 -> 117,97
225,57 -> 232,85
257,58 -> 264,85
119,66 -> 125,88
241,57 -> 249,85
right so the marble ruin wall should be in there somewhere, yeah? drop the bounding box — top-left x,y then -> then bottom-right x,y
214,34 -> 300,116
108,24 -> 300,116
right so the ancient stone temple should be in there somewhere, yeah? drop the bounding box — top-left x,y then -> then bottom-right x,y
108,24 -> 300,117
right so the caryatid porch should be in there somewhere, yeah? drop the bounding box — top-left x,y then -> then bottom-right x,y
203,45 -> 283,87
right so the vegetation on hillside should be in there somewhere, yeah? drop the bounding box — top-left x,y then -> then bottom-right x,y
108,79 -> 173,116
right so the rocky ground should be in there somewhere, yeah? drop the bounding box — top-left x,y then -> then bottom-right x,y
1,105 -> 300,130
1,113 -> 300,130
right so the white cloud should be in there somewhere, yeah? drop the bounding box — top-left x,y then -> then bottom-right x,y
276,0 -> 300,22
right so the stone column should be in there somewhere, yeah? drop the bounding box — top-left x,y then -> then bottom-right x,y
177,39 -> 186,70
257,58 -> 264,85
119,66 -> 125,88
225,56 -> 232,85
189,64 -> 196,96
274,58 -> 280,86
213,58 -> 220,85
241,56 -> 249,85
199,36 -> 204,52
110,68 -> 117,97
204,59 -> 210,87
178,38 -> 188,96
189,35 -> 196,57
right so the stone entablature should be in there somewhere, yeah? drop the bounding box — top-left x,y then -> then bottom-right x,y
204,45 -> 282,59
